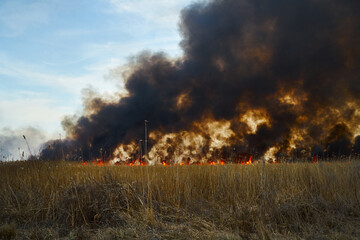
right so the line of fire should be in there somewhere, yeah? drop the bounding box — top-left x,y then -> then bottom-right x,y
37,0 -> 360,166
38,117 -> 360,166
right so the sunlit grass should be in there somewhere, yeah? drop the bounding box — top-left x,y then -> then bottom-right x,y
0,160 -> 359,239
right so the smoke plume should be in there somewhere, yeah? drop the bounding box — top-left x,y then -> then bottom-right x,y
41,0 -> 360,163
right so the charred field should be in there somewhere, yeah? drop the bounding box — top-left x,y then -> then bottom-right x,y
0,160 -> 359,240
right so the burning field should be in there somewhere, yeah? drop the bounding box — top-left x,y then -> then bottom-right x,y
1,0 -> 360,239
39,0 -> 360,165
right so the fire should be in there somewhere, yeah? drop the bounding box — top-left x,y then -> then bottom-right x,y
176,92 -> 192,110
111,142 -> 137,165
162,161 -> 170,166
241,109 -> 270,134
245,155 -> 253,165
80,159 -> 106,166
122,158 -> 147,166
97,161 -> 104,166
203,120 -> 235,149
103,118 -> 262,167
277,86 -> 308,106
145,119 -> 235,165
279,95 -> 298,105
264,147 -> 277,162
41,0 -> 360,167
80,158 -> 254,166
288,129 -> 306,150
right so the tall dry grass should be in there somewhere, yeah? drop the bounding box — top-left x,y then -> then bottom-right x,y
0,160 -> 359,239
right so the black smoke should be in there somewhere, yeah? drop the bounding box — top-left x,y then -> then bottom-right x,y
41,0 -> 360,161
354,136 -> 360,155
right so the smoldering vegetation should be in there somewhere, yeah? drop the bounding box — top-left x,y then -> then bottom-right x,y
40,0 -> 360,163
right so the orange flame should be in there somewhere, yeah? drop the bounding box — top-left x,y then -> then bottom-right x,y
81,155 -> 256,166
80,159 -> 106,166
96,161 -> 104,166
245,155 -> 253,165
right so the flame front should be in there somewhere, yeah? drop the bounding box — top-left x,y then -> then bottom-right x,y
40,0 -> 360,165
108,119 -> 255,166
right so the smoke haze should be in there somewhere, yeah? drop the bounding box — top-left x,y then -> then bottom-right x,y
0,127 -> 46,161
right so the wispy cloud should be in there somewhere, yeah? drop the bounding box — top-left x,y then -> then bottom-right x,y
0,53 -> 118,95
0,0 -> 191,143
107,0 -> 193,29
0,53 -> 121,137
0,90 -> 72,129
0,1 -> 51,37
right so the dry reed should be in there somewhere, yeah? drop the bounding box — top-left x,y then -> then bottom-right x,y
0,160 -> 359,239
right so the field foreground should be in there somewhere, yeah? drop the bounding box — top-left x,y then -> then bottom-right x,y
0,161 -> 359,239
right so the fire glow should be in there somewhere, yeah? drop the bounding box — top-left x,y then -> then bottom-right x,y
80,155 -> 255,167
40,0 -> 360,164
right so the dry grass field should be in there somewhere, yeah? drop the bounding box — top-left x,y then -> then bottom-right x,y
0,160 -> 359,239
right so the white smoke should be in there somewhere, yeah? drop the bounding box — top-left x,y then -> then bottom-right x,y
0,127 -> 47,161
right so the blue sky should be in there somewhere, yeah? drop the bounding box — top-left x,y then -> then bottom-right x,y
0,0 -> 194,156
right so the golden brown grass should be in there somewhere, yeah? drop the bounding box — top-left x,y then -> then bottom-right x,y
0,160 -> 359,239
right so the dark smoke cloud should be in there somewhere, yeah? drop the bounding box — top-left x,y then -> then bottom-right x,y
42,0 -> 360,161
354,136 -> 360,154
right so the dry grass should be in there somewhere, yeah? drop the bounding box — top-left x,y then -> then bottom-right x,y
0,160 -> 359,239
